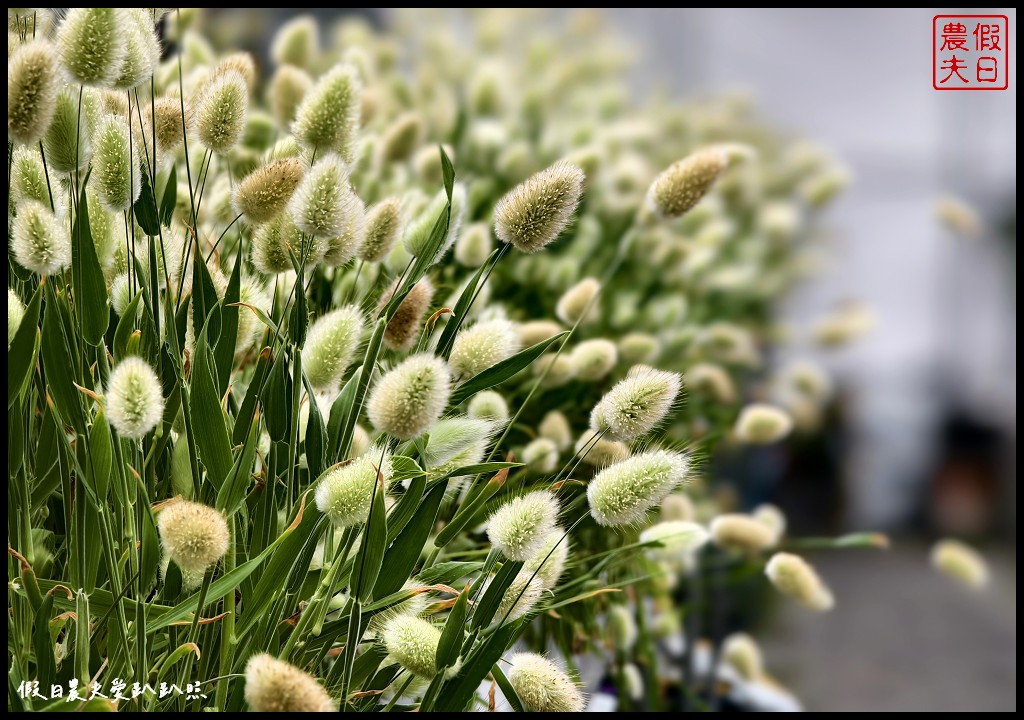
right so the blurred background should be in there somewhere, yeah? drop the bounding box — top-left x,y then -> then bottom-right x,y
202,8 -> 1017,711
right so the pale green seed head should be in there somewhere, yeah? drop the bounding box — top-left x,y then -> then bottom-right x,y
303,305 -> 364,392
722,633 -> 763,681
271,15 -> 319,69
494,571 -> 545,623
523,529 -> 570,590
619,333 -> 661,365
322,189 -> 365,267
931,539 -> 989,590
608,604 -> 638,650
366,353 -> 451,440
147,96 -> 189,168
379,111 -> 423,164
575,429 -> 630,468
367,580 -> 431,636
522,438 -> 559,475
449,318 -> 520,382
734,404 -> 793,444
533,353 -> 575,389
106,356 -> 164,439
56,8 -> 128,87
661,493 -> 696,523
587,449 -> 688,527
42,85 -> 93,174
93,114 -> 141,211
590,364 -> 681,441
85,187 -> 116,267
378,277 -> 434,352
538,411 -> 572,451
10,145 -> 61,214
518,320 -> 563,348
292,63 -> 362,161
752,503 -> 787,545
647,147 -> 728,219
467,390 -> 509,425
233,157 -> 305,225
454,221 -> 493,268
640,520 -> 709,560
493,160 -> 585,253
556,277 -> 600,325
507,653 -> 584,713
12,199 -> 69,275
685,363 -> 737,405
269,64 -> 313,130
8,288 -> 26,346
710,513 -> 777,552
196,69 -> 248,155
570,339 -> 618,382
110,273 -> 140,318
381,615 -> 440,679
765,552 -> 835,611
420,416 -> 496,469
157,500 -> 229,576
314,446 -> 394,528
358,197 -> 404,263
488,490 -> 559,562
7,38 -> 58,145
251,212 -> 327,274
113,10 -> 160,89
244,653 -> 336,712
288,154 -> 353,239
402,183 -> 467,264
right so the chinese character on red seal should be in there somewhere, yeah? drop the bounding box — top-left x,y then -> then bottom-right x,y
934,15 -> 1009,90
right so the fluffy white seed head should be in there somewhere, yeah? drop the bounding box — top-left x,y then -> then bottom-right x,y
507,653 -> 584,713
314,447 -> 394,528
587,449 -> 689,527
495,571 -> 545,623
711,514 -> 778,553
522,438 -> 560,474
467,390 -> 509,425
449,318 -> 520,382
640,521 -> 709,560
271,15 -> 319,69
488,491 -> 559,561
735,404 -> 793,444
378,277 -> 434,352
196,69 -> 248,155
106,356 -> 164,439
402,183 -> 467,264
148,96 -> 189,167
609,605 -> 638,650
288,154 -> 352,239
591,364 -> 682,441
931,539 -> 988,590
367,354 -> 451,440
382,615 -> 440,679
110,274 -> 138,318
493,160 -> 585,253
113,10 -> 160,89
244,653 -> 335,712
784,360 -> 833,405
765,552 -> 834,611
753,504 -> 787,545
524,530 -> 570,590
722,633 -> 763,681
233,157 -> 305,225
420,416 -> 496,469
575,429 -> 629,468
269,64 -> 313,130
454,221 -> 493,268
56,8 -> 128,87
86,187 -> 116,266
93,115 -> 141,211
570,339 -> 618,381
661,493 -> 696,523
251,212 -> 327,274
685,363 -> 737,405
8,39 -> 58,145
292,63 -> 362,161
538,411 -> 572,451
304,306 -> 364,392
43,85 -> 93,174
8,289 -> 26,346
518,320 -> 563,348
556,277 -> 600,325
358,197 -> 403,262
157,500 -> 230,575
323,189 -> 365,267
622,663 -> 644,702
10,146 -> 56,210
12,199 -> 69,275
647,147 -> 728,219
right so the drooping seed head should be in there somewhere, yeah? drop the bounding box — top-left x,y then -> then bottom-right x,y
379,112 -> 423,164
449,318 -> 520,382
488,490 -> 559,561
314,446 -> 394,528
269,64 -> 312,130
56,8 -> 128,87
575,429 -> 630,468
534,353 -> 575,388
722,633 -> 763,681
640,520 -> 709,560
12,199 -> 69,275
7,39 -> 58,145
647,147 -> 728,219
493,160 -> 585,253
518,320 -> 563,348
454,221 -> 493,268
304,306 -> 364,391
753,504 -> 787,545
507,653 -> 584,713
522,438 -> 560,474
358,197 -> 404,263
590,364 -> 681,440
8,289 -> 26,346
381,615 -> 440,679
196,69 -> 248,155
288,154 -> 353,239
402,183 -> 467,264
367,353 -> 451,440
467,390 -> 509,424
271,15 -> 319,69
587,449 -> 689,527
608,605 -> 638,650
378,277 -> 434,352
570,339 -> 618,381
419,416 -> 496,469
233,157 -> 305,225
538,411 -> 572,451
734,404 -> 793,444
556,277 -> 600,325
661,493 -> 696,522
931,539 -> 988,590
243,653 -> 335,712
710,513 -> 777,553
495,571 -> 544,623
323,189 -> 365,267
106,356 -> 164,439
292,63 -> 362,161
42,85 -> 93,174
524,530 -> 570,590
157,500 -> 229,575
113,10 -> 160,89
93,115 -> 141,211
765,552 -> 834,611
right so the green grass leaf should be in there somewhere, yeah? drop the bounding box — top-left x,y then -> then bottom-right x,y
70,183 -> 109,346
7,282 -> 42,407
373,478 -> 447,598
449,331 -> 569,406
